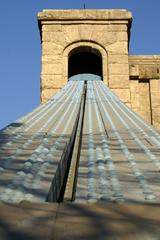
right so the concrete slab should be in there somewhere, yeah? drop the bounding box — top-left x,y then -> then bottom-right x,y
0,202 -> 59,240
0,202 -> 160,240
53,203 -> 160,240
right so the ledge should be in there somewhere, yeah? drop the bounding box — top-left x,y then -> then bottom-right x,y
38,9 -> 132,21
129,55 -> 160,64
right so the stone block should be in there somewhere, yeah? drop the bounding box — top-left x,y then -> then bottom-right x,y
42,55 -> 62,63
109,75 -> 129,88
152,108 -> 160,129
132,107 -> 141,116
49,32 -> 69,46
129,64 -> 139,79
151,96 -> 160,108
42,42 -> 63,55
63,25 -> 80,42
38,9 -> 132,21
130,80 -> 140,109
100,32 -> 117,46
139,81 -> 151,123
109,64 -> 129,75
132,107 -> 151,124
89,25 -> 118,46
42,24 -> 62,32
41,88 -> 60,103
91,25 -> 109,44
150,79 -> 160,91
42,63 -> 62,75
111,88 -> 131,103
108,24 -> 128,32
107,42 -> 128,54
78,24 -> 94,40
150,80 -> 160,128
117,32 -> 128,41
138,111 -> 151,124
139,65 -> 160,79
42,32 -> 51,42
41,75 -> 65,89
150,79 -> 160,107
109,54 -> 128,64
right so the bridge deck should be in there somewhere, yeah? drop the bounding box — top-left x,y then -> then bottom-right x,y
0,202 -> 160,240
0,80 -> 160,204
0,81 -> 84,202
75,81 -> 160,203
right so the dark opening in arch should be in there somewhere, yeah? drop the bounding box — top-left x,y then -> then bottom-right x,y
68,46 -> 103,80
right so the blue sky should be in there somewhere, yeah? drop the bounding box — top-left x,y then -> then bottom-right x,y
0,0 -> 160,129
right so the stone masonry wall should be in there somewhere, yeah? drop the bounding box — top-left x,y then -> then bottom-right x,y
38,10 -> 132,103
129,56 -> 160,128
38,10 -> 160,129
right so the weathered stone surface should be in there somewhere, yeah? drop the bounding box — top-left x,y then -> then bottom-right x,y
109,75 -> 129,88
109,64 -> 129,75
109,54 -> 129,64
91,25 -> 108,41
129,55 -> 160,80
41,75 -> 66,88
38,9 -> 132,21
63,25 -> 80,42
150,79 -> 160,108
129,64 -> 139,79
100,32 -> 117,46
150,79 -> 160,128
78,25 -> 94,40
138,81 -> 151,123
42,63 -> 62,75
42,55 -> 62,63
152,108 -> 160,129
42,24 -> 62,32
129,56 -> 160,127
39,9 -> 131,103
108,24 -> 128,32
130,80 -> 139,109
117,31 -> 128,41
139,65 -> 160,79
111,88 -> 130,103
41,88 -> 60,102
42,42 -> 63,55
107,42 -> 128,54
39,9 -> 160,129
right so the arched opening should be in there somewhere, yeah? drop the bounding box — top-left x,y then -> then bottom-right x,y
68,46 -> 103,81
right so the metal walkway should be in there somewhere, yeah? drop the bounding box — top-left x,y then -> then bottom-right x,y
0,80 -> 160,204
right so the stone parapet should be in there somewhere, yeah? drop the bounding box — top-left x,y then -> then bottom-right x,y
129,55 -> 160,128
129,55 -> 160,79
38,9 -> 132,21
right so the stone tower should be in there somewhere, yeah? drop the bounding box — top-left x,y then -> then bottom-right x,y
38,9 -> 160,128
38,10 -> 131,103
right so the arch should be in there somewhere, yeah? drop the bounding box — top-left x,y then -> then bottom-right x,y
68,46 -> 102,79
62,41 -> 108,84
